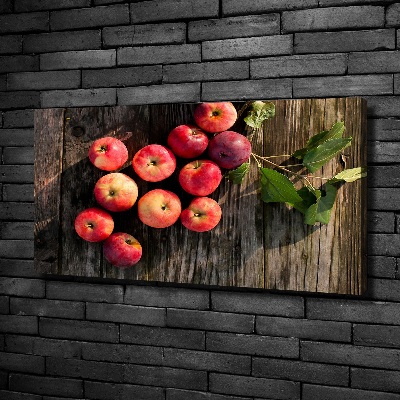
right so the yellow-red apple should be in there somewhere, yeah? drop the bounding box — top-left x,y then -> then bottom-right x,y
208,130 -> 252,169
193,102 -> 237,133
103,232 -> 142,268
74,207 -> 114,242
138,189 -> 181,228
180,197 -> 222,232
94,172 -> 138,212
167,124 -> 209,159
88,136 -> 128,171
179,159 -> 222,196
132,144 -> 176,182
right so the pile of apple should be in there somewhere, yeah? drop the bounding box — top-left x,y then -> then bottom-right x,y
74,102 -> 252,268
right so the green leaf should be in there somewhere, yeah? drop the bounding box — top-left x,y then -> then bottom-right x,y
227,162 -> 250,184
293,122 -> 345,159
244,101 -> 275,128
303,137 -> 352,173
290,186 -> 318,215
260,168 -> 302,204
304,183 -> 337,225
328,167 -> 367,183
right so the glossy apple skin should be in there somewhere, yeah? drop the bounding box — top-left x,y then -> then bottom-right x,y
94,172 -> 138,212
208,130 -> 252,170
194,102 -> 237,133
132,144 -> 176,182
88,137 -> 128,171
167,124 -> 209,159
179,159 -> 222,196
103,232 -> 142,268
74,207 -> 114,242
180,197 -> 222,232
138,189 -> 181,228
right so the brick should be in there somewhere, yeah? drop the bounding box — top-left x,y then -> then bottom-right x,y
369,165 -> 400,187
251,53 -> 347,78
124,364 -> 208,391
295,29 -> 395,54
211,291 -> 304,317
0,11 -> 49,33
189,14 -> 280,42
303,384 -> 400,400
369,233 -> 400,256
0,55 -> 39,74
206,331 -> 299,358
0,203 -> 34,219
0,315 -> 38,334
367,211 -> 395,233
10,297 -> 84,319
0,352 -> 45,374
222,0 -> 318,16
256,315 -> 351,342
282,6 -> 384,33
354,323 -> 400,348
130,0 -> 219,23
0,371 -> 6,389
0,259 -> 38,278
103,22 -> 185,48
349,51 -> 400,74
366,278 -> 400,301
41,88 -> 116,108
118,83 -> 200,105
24,30 -> 101,53
82,66 -> 162,88
0,277 -> 44,297
0,391 -> 42,400
82,342 -> 163,365
163,348 -> 251,374
253,358 -> 349,386
0,0 -> 12,13
166,388 -> 253,400
3,147 -> 33,165
163,61 -> 249,83
307,297 -> 400,324
320,0 -> 390,5
87,302 -> 166,326
387,3 -> 400,27
294,75 -> 393,98
40,49 -> 115,70
202,78 -> 292,101
302,341 -> 400,370
8,70 -> 81,91
118,44 -> 201,66
209,373 -> 300,399
50,4 -> 129,31
367,96 -> 400,118
0,296 -> 9,313
120,324 -> 205,350
15,0 -> 91,12
85,381 -> 164,400
9,373 -> 83,397
352,368 -> 400,393
3,185 -> 34,202
0,35 -> 22,54
369,141 -> 400,163
369,188 -> 400,211
3,110 -> 34,128
124,285 -> 209,309
368,256 -> 397,278
0,222 -> 33,239
0,91 -> 40,110
0,129 -> 34,146
46,281 -> 124,302
368,118 -> 400,141
39,317 -> 119,342
395,74 -> 400,94
202,35 -> 293,61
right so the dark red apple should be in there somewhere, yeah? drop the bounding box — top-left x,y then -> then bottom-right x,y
103,232 -> 142,268
74,207 -> 114,242
167,124 -> 209,159
180,197 -> 222,232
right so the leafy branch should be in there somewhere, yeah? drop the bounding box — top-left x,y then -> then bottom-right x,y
228,100 -> 367,226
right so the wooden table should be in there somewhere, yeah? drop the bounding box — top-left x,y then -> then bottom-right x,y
34,98 -> 367,295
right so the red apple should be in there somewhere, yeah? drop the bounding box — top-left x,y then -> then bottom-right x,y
138,189 -> 181,228
94,172 -> 138,212
132,144 -> 176,182
180,197 -> 222,232
179,159 -> 222,196
74,207 -> 114,242
103,232 -> 142,268
208,130 -> 252,170
193,102 -> 237,133
167,124 -> 209,159
88,136 -> 128,171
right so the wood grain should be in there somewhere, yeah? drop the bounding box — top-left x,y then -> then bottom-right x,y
34,98 -> 368,295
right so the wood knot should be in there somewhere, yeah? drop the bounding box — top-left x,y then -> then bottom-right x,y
71,126 -> 85,137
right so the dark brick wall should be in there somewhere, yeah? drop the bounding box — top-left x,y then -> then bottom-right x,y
0,0 -> 399,399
